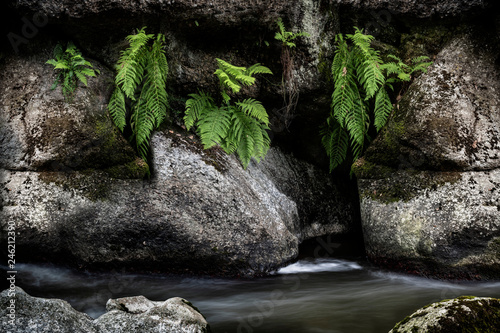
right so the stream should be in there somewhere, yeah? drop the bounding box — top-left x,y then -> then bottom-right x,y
10,258 -> 500,333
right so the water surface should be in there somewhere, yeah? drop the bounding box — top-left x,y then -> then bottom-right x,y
12,259 -> 500,333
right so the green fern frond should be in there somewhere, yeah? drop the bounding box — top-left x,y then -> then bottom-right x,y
215,68 -> 243,94
108,27 -> 169,166
143,36 -> 168,127
235,98 -> 269,125
185,59 -> 272,169
115,27 -> 153,99
230,110 -> 270,168
321,117 -> 349,172
108,88 -> 127,132
373,87 -> 393,132
197,105 -> 232,149
246,63 -> 273,76
184,91 -> 215,131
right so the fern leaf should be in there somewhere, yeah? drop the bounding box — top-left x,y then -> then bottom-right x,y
373,87 -> 393,132
345,87 -> 369,147
108,88 -> 127,132
75,71 -> 88,86
184,91 -> 214,131
130,87 -> 156,160
196,105 -> 232,149
246,63 -> 273,76
235,98 -> 269,125
321,117 -> 349,172
230,110 -> 269,168
143,37 -> 169,128
349,28 -> 384,99
115,27 -> 153,100
215,68 -> 243,94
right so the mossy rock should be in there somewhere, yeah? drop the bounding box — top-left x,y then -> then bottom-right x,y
390,296 -> 500,333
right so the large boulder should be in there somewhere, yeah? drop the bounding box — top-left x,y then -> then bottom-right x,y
0,50 -> 357,277
0,287 -> 210,333
355,31 -> 500,279
389,296 -> 500,333
0,51 -> 144,176
0,128 -> 356,276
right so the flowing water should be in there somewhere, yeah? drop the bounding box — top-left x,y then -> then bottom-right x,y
10,259 -> 500,333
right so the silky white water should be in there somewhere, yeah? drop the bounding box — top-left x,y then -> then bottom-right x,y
10,259 -> 500,333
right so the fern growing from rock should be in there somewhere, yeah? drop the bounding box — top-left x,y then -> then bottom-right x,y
322,27 -> 431,172
46,42 -> 99,101
184,58 -> 272,169
274,18 -> 310,127
108,27 -> 169,163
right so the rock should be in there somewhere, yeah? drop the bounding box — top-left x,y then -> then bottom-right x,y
258,148 -> 356,240
355,32 -> 500,279
364,32 -> 500,172
97,296 -> 211,333
389,296 -> 500,332
334,0 -> 491,18
0,287 -> 97,333
0,287 -> 210,333
358,169 -> 500,279
0,128 -> 357,276
0,51 -> 141,176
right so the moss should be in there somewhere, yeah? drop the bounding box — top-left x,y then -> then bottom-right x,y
104,158 -> 149,179
39,170 -> 118,202
428,297 -> 500,333
359,170 -> 461,204
351,158 -> 395,179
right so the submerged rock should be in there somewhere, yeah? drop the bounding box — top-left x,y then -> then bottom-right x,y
0,287 -> 210,333
389,296 -> 500,333
355,31 -> 500,279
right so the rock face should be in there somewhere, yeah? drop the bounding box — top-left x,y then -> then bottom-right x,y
390,296 -> 500,333
0,287 -> 97,333
0,49 -> 357,276
97,295 -> 210,333
0,287 -> 210,333
355,31 -> 500,279
334,0 -> 491,18
0,51 -> 146,177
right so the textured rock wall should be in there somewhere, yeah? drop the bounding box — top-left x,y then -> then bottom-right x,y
355,28 -> 500,279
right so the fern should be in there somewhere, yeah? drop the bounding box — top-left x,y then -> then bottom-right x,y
108,27 -> 169,165
274,18 -> 310,128
323,27 -> 432,172
184,59 -> 272,169
46,42 -> 99,101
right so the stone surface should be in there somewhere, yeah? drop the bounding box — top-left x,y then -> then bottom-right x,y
0,51 -> 139,174
334,0 -> 491,18
97,296 -> 210,333
356,32 -> 500,279
390,296 -> 500,332
0,128 -> 356,276
359,169 -> 500,279
0,287 -> 97,333
364,33 -> 500,172
0,287 -> 210,333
